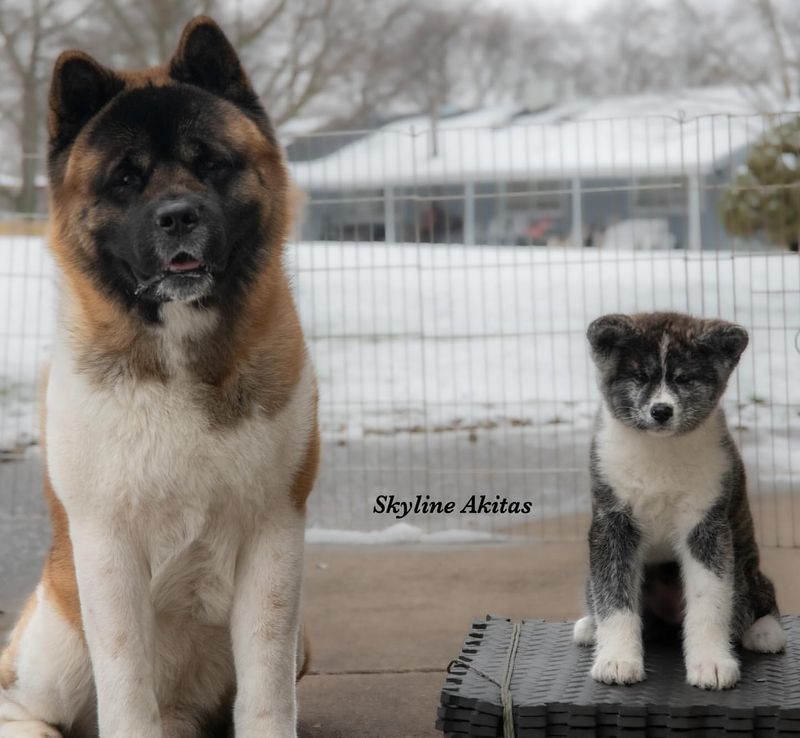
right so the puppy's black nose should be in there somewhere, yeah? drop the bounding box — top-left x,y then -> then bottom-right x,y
155,199 -> 200,237
650,403 -> 674,423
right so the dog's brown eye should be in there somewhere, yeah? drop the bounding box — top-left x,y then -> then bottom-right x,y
198,157 -> 226,175
113,170 -> 142,190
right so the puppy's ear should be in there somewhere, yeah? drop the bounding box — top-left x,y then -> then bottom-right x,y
169,16 -> 262,117
587,314 -> 637,363
49,51 -> 123,151
699,322 -> 749,369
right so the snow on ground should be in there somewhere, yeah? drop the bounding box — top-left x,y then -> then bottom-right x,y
1,236 -> 799,537
305,523 -> 501,545
288,240 -> 800,428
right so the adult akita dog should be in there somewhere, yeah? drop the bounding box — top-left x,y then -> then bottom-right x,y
0,17 -> 318,738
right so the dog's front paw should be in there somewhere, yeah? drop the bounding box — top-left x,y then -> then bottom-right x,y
741,615 -> 786,654
591,656 -> 645,685
0,720 -> 63,738
235,716 -> 296,738
573,616 -> 596,646
685,655 -> 740,690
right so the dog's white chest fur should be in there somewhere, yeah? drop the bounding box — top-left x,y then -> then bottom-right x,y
595,406 -> 729,553
45,305 -> 315,624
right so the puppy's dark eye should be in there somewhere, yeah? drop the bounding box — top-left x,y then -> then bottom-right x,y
673,374 -> 692,385
632,369 -> 649,383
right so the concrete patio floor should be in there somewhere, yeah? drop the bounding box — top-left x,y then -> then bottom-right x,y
3,540 -> 800,737
297,541 -> 800,737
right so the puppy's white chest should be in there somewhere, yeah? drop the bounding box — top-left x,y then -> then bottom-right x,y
596,412 -> 729,540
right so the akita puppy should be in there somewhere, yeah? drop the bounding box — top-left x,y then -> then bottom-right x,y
0,17 -> 318,738
575,312 -> 784,690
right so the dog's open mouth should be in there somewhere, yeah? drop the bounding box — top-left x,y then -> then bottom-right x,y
134,254 -> 214,300
167,252 -> 207,274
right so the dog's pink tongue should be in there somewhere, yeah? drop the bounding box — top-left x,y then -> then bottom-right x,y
168,258 -> 202,272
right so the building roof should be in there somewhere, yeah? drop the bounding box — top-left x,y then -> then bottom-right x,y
289,86 -> 800,190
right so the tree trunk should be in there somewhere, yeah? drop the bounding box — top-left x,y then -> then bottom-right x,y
15,80 -> 41,215
430,100 -> 440,158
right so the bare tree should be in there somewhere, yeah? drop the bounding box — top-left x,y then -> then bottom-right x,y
459,9 -> 518,108
392,5 -> 466,155
316,0 -> 428,127
92,0 -> 215,66
93,0 -> 424,127
0,0 -> 98,212
238,0 -> 373,126
555,0 -> 689,95
754,0 -> 793,100
0,0 -> 426,210
674,0 -> 797,101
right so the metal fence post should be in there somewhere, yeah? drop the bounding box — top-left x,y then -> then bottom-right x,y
464,181 -> 475,246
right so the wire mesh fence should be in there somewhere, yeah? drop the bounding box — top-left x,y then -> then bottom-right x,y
1,111 -> 799,548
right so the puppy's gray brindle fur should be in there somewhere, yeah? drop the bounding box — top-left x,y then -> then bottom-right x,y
574,311 -> 785,690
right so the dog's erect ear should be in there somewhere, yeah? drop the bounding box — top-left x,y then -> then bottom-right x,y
169,16 -> 262,116
49,51 -> 123,150
699,322 -> 749,369
587,314 -> 637,363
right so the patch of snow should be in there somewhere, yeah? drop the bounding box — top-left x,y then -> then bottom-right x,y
601,219 -> 676,251
305,522 -> 502,545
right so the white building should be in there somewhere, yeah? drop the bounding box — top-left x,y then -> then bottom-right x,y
287,86 -> 798,249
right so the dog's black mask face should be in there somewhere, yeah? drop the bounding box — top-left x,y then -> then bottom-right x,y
587,313 -> 749,435
85,86 -> 253,307
47,17 -> 284,322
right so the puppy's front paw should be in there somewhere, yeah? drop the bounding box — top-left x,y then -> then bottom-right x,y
685,655 -> 740,690
591,656 -> 645,685
573,616 -> 596,646
741,615 -> 786,654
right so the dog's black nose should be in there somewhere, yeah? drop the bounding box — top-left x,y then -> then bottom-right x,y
155,199 -> 200,237
650,403 -> 674,423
